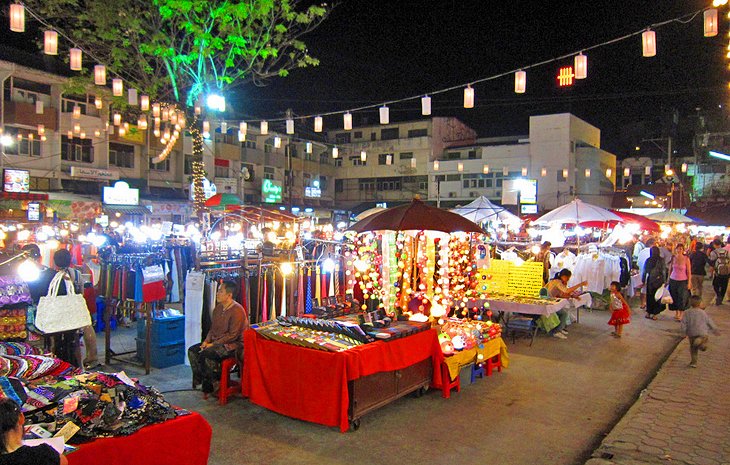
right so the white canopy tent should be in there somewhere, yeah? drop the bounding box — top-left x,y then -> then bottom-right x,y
450,196 -> 520,226
533,199 -> 622,225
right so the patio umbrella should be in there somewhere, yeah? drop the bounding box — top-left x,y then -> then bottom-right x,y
646,210 -> 695,223
204,193 -> 241,209
354,207 -> 387,221
450,196 -> 520,224
533,199 -> 622,225
580,210 -> 661,232
349,198 -> 484,234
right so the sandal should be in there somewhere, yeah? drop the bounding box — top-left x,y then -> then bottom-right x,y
651,315 -> 658,320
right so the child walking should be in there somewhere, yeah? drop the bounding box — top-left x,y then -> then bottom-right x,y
608,281 -> 631,338
681,295 -> 720,368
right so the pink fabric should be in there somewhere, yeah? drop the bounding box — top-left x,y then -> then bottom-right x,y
670,255 -> 691,281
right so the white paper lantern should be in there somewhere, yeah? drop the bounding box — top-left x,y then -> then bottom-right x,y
140,95 -> 149,111
541,167 -> 547,177
314,116 -> 323,133
606,168 -> 612,178
153,128 -> 160,137
35,100 -> 44,114
286,118 -> 294,134
562,169 -> 569,179
483,164 -> 489,174
152,103 -> 160,118
645,166 -> 651,176
194,105 -> 201,115
411,158 -> 417,169
170,111 -> 178,125
575,53 -> 588,80
128,88 -> 138,106
332,146 -> 339,158
421,95 -> 432,116
73,123 -> 81,134
94,65 -> 106,85
79,132 -> 85,140
202,120 -> 210,134
458,162 -> 464,172
154,117 -> 161,128
257,120 -> 267,135
306,142 -> 313,154
37,124 -> 45,135
514,71 -> 526,94
138,115 -> 148,130
705,9 -> 719,37
67,130 -> 74,139
112,79 -> 123,96
360,150 -> 367,162
623,167 -> 630,177
385,154 -> 392,165
221,121 -> 228,134
44,31 -> 58,55
70,48 -> 83,71
681,163 -> 688,173
274,136 -> 282,148
521,166 -> 528,176
642,29 -> 656,57
94,130 -> 101,137
118,127 -> 126,137
113,113 -> 121,126
502,166 -> 509,176
9,4 -> 24,33
433,160 -> 440,171
73,105 -> 81,119
161,108 -> 169,122
464,85 -> 474,108
343,112 -> 353,130
585,168 -> 591,177
379,105 -> 390,125
238,131 -> 245,142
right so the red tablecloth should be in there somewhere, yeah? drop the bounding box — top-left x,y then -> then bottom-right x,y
67,412 -> 211,465
243,328 -> 443,432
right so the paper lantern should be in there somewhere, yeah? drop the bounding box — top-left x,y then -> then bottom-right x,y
520,167 -> 527,176
154,117 -> 161,127
94,130 -> 100,137
202,120 -> 210,135
575,53 -> 587,79
306,142 -> 313,154
138,115 -> 148,130
152,103 -> 160,118
274,136 -> 281,148
433,160 -> 440,171
585,168 -> 591,177
37,124 -> 45,135
70,48 -> 83,71
502,166 -> 509,176
332,146 -> 339,158
464,85 -> 474,108
705,9 -> 719,37
41,135 -> 47,142
161,108 -> 169,122
514,70 -> 526,93
239,121 -> 247,135
9,4 -> 24,33
483,164 -> 489,174
456,162 -> 463,172
153,128 -> 160,137
379,105 -> 389,124
79,132 -> 86,139
260,120 -> 268,135
194,105 -> 201,115
623,167 -> 630,177
170,111 -> 178,126
644,166 -> 651,176
128,88 -> 138,106
238,131 -> 245,142
35,100 -> 44,114
562,168 -> 569,179
286,118 -> 294,134
411,158 -> 417,169
360,150 -> 367,162
541,167 -> 547,177
113,113 -> 121,126
220,121 -> 227,134
94,65 -> 106,85
421,95 -> 432,116
606,168 -> 612,178
73,105 -> 81,119
119,127 -> 126,137
163,127 -> 170,140
73,123 -> 81,134
67,130 -> 73,139
642,30 -> 656,57
681,163 -> 688,173
314,116 -> 323,132
343,112 -> 353,130
44,31 -> 58,55
140,95 -> 149,111
386,154 -> 392,165
112,79 -> 123,96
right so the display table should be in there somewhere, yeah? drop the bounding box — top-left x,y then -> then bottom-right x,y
441,337 -> 509,381
243,328 -> 443,432
466,294 -> 592,321
67,412 -> 211,465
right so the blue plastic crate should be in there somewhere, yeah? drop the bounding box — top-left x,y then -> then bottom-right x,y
135,338 -> 185,369
136,315 -> 185,345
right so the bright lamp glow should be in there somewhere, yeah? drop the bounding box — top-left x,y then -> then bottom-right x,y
281,262 -> 294,276
322,258 -> 335,273
709,150 -> 730,161
0,135 -> 13,147
206,94 -> 226,112
18,259 -> 40,282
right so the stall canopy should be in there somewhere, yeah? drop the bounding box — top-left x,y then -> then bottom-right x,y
450,196 -> 520,224
204,193 -> 241,209
349,198 -> 483,234
354,207 -> 386,221
581,210 -> 661,232
228,205 -> 299,223
646,210 -> 695,223
533,199 -> 622,225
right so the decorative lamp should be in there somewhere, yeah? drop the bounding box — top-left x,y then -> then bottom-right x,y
681,163 -> 688,173
575,53 -> 588,79
642,29 -> 656,57
220,121 -> 227,134
379,105 -> 389,124
464,85 -> 475,108
502,166 -> 509,176
521,166 -> 528,176
113,112 -> 121,126
128,88 -> 138,106
44,31 -> 58,55
541,167 -> 547,177
606,168 -> 612,178
306,142 -> 313,153
140,95 -> 149,111
118,126 -> 126,137
286,118 -> 294,134
623,167 -> 630,177
386,154 -> 392,165
94,65 -> 106,85
152,103 -> 160,118
562,168 -> 569,179
332,146 -> 339,158
112,79 -> 123,96
644,166 -> 651,176
705,9 -> 719,37
483,164 -> 489,174
344,112 -> 353,130
433,160 -> 440,171
238,131 -> 245,142
70,48 -> 83,71
260,120 -> 268,135
585,168 -> 591,177
35,100 -> 43,114
72,105 -> 81,119
421,95 -> 432,115
73,123 -> 81,134
9,4 -> 24,32
360,150 -> 367,162
37,124 -> 45,135
514,70 -> 526,93
411,158 -> 417,169
274,136 -> 281,148
239,121 -> 247,135
202,120 -> 210,135
138,115 -> 148,130
314,116 -> 323,132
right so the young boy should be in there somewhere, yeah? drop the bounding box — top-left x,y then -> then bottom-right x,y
681,295 -> 720,368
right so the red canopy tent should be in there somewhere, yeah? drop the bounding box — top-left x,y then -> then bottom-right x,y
580,210 -> 660,232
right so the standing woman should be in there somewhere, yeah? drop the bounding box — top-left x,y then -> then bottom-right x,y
668,243 -> 692,321
642,246 -> 667,320
0,398 -> 67,465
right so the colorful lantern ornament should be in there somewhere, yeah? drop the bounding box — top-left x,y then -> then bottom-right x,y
70,48 -> 83,71
44,31 -> 58,55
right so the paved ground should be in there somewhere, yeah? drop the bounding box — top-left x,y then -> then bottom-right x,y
92,291 -> 687,465
587,299 -> 730,465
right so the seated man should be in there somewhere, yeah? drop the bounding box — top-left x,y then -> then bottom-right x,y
544,269 -> 588,340
188,280 -> 247,396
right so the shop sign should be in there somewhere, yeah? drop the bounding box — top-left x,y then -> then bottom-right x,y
305,186 -> 321,198
262,179 -> 283,203
521,204 -> 538,214
3,169 -> 30,193
519,179 -> 538,204
102,181 -> 139,205
96,215 -> 109,227
27,202 -> 40,221
70,166 -> 120,181
189,178 -> 217,200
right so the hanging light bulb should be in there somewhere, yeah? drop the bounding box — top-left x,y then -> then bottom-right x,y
140,95 -> 149,111
138,115 -> 148,130
421,95 -> 432,116
286,118 -> 294,134
306,142 -> 313,154
128,88 -> 138,106
9,4 -> 25,33
464,85 -> 475,108
705,9 -> 719,37
623,167 -> 630,177
521,167 -> 528,176
152,103 -> 160,118
642,29 -> 656,57
332,146 -> 339,158
514,71 -> 526,94
681,162 -> 688,173
35,101 -> 44,115
483,164 -> 489,174
112,79 -> 123,96
72,105 -> 81,119
44,30 -> 58,55
274,136 -> 282,148
433,160 -> 440,171
113,113 -> 121,126
379,105 -> 390,124
343,112 -> 353,130
541,167 -> 547,177
360,150 -> 367,162
458,162 -> 464,172
574,53 -> 588,79
94,65 -> 106,85
70,48 -> 83,71
606,168 -> 612,178
314,116 -> 323,132
260,120 -> 268,135
562,168 -> 569,179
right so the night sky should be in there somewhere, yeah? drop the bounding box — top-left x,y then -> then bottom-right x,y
234,0 -> 728,157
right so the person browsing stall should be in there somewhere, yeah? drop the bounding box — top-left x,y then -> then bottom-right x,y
0,398 -> 67,465
544,269 -> 587,340
188,280 -> 247,396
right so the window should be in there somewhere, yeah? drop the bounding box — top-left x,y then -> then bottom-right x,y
377,179 -> 401,191
61,98 -> 88,115
320,176 -> 328,191
399,152 -> 414,160
378,153 -> 393,165
407,128 -> 428,138
468,150 -> 478,159
264,144 -> 272,153
631,174 -> 642,186
61,136 -> 93,163
419,181 -> 428,190
354,131 -> 363,139
335,179 -> 344,193
149,157 -> 170,171
370,132 -> 377,141
381,128 -> 399,140
446,174 -> 460,181
359,178 -> 376,190
486,179 -> 493,188
109,143 -> 134,168
2,128 -> 40,157
215,166 -> 229,178
435,175 -> 445,182
446,152 -> 460,160
242,163 -> 255,182
496,179 -> 503,187
334,158 -> 343,167
557,170 -> 567,182
243,140 -> 257,149
334,133 -> 351,144
263,166 -> 275,180
350,156 -> 366,167
184,155 -> 195,175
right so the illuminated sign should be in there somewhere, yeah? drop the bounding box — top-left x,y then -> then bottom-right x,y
3,169 -> 30,193
262,179 -> 283,203
557,66 -> 575,87
305,186 -> 321,198
188,177 -> 217,200
521,204 -> 538,214
519,179 -> 538,204
102,181 -> 139,205
71,166 -> 119,181
27,202 -> 40,221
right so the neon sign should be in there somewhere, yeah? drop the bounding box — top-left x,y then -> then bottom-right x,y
558,66 -> 575,87
262,179 -> 283,203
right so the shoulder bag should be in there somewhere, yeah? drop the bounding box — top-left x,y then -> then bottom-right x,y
35,271 -> 91,334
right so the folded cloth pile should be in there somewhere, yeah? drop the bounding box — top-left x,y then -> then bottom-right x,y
0,341 -> 39,356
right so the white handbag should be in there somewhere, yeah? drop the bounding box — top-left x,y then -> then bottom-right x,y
655,284 -> 674,305
35,271 -> 91,334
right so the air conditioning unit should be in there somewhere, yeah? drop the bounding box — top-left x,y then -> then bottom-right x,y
448,192 -> 457,198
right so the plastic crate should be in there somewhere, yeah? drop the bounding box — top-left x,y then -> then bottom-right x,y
135,338 -> 185,369
136,315 -> 185,345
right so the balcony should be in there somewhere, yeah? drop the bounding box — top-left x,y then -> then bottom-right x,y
4,100 -> 58,130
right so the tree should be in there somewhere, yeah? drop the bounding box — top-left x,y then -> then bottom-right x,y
26,0 -> 331,214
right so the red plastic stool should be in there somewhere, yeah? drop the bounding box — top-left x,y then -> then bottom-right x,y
440,362 -> 461,398
218,357 -> 241,406
486,354 -> 502,376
